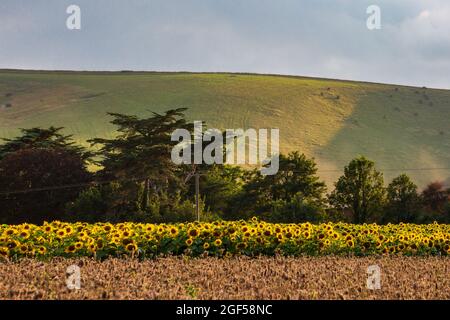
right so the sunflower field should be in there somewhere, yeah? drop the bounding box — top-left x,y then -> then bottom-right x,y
1,218 -> 450,260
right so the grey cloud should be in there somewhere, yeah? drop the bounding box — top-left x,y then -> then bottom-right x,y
0,0 -> 449,88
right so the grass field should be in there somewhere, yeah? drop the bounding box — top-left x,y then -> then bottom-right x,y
1,256 -> 448,299
0,70 -> 449,187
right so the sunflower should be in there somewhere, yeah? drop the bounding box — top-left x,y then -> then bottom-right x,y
188,228 -> 199,238
303,231 -> 311,239
185,238 -> 194,246
203,242 -> 210,249
96,239 -> 104,250
121,238 -> 134,246
346,240 -> 355,248
65,226 -> 74,235
236,242 -> 247,250
65,245 -> 77,254
75,242 -> 83,250
0,247 -> 9,257
4,228 -> 16,236
19,230 -> 30,239
144,234 -> 152,241
43,225 -> 53,233
56,229 -> 66,237
122,230 -> 133,238
214,239 -> 222,246
110,237 -> 121,245
37,246 -> 47,255
19,244 -> 29,254
6,240 -> 18,250
225,252 -> 233,258
169,227 -> 179,237
125,243 -> 138,252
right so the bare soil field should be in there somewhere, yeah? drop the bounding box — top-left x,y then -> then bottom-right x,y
0,256 -> 449,300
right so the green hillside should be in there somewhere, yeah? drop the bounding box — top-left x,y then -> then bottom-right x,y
0,69 -> 449,188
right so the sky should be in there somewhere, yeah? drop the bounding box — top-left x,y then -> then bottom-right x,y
1,0 -> 450,89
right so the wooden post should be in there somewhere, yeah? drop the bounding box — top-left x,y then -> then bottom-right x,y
195,173 -> 200,222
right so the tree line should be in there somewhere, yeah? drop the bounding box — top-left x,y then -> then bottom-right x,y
0,109 -> 449,225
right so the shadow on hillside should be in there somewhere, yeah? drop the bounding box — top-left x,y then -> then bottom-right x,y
315,87 -> 450,188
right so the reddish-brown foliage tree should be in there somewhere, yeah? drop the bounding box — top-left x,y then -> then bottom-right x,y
0,148 -> 92,224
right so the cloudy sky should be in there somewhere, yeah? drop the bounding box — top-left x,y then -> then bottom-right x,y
1,0 -> 450,88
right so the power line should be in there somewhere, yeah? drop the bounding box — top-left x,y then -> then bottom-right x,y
317,167 -> 450,173
0,176 -> 148,196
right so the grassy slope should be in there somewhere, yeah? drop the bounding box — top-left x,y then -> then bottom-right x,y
0,70 -> 449,187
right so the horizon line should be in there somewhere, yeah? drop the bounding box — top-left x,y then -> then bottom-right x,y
1,68 -> 449,91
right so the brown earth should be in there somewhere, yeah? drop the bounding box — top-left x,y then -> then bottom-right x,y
0,256 -> 449,300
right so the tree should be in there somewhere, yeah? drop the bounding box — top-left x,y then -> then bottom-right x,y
329,156 -> 385,223
0,127 -> 91,161
0,148 -> 92,224
422,181 -> 449,213
185,165 -> 249,218
260,152 -> 327,202
234,152 -> 327,221
89,109 -> 194,214
384,174 -> 421,223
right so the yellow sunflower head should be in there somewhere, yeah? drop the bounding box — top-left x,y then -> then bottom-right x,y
188,229 -> 199,238
57,229 -> 66,237
75,242 -> 83,250
65,244 -> 77,254
169,227 -> 179,237
19,230 -> 30,239
125,243 -> 138,252
4,228 -> 16,236
185,238 -> 194,246
19,244 -> 28,254
0,247 -> 9,258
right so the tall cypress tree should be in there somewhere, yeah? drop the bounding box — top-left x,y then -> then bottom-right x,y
89,108 -> 193,210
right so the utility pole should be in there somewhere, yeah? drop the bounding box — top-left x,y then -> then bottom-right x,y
195,172 -> 200,222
